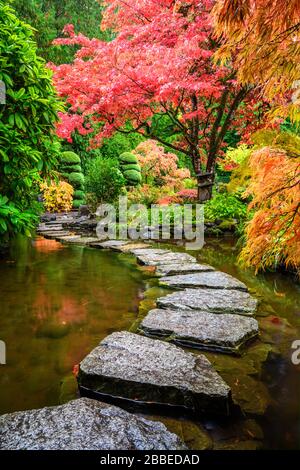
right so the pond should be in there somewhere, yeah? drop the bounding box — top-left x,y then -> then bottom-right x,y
0,235 -> 299,450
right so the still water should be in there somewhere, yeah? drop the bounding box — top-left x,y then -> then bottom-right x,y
0,235 -> 299,449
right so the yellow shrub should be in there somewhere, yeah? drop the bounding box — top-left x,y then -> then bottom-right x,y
41,180 -> 74,213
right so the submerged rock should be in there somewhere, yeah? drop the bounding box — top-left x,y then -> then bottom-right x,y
140,309 -> 259,354
78,331 -> 231,414
155,263 -> 215,277
159,272 -> 248,291
157,288 -> 257,316
0,398 -> 186,450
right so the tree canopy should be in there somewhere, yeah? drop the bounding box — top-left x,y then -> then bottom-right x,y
51,0 -> 268,200
213,0 -> 300,120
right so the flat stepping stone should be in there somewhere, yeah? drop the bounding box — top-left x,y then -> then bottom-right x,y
0,398 -> 186,450
155,263 -> 215,277
56,235 -> 82,243
90,240 -> 130,250
78,331 -> 231,414
60,237 -> 99,245
159,272 -> 248,291
157,288 -> 257,316
42,231 -> 71,238
140,309 -> 259,354
118,242 -> 152,253
37,225 -> 63,232
136,251 -> 197,266
131,248 -> 171,256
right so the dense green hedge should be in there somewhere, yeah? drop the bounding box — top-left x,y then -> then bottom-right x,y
0,2 -> 62,243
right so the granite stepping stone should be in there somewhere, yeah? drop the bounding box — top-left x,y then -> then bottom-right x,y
159,272 -> 248,291
136,251 -> 197,266
42,231 -> 72,239
119,243 -> 152,253
155,263 -> 215,277
78,331 -> 231,415
157,288 -> 257,316
90,240 -> 131,250
140,309 -> 259,354
0,398 -> 186,450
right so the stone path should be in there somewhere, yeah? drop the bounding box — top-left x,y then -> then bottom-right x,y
12,218 -> 260,449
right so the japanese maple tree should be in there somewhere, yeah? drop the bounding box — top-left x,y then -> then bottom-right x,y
51,0 -> 267,200
213,0 -> 300,120
240,145 -> 300,274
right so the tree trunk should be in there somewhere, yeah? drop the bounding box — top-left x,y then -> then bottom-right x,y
196,172 -> 215,202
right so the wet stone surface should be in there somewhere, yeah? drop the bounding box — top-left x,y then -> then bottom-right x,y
0,398 -> 186,450
78,331 -> 231,414
159,272 -> 248,291
155,263 -> 215,277
157,288 -> 257,316
140,309 -> 259,354
136,250 -> 197,266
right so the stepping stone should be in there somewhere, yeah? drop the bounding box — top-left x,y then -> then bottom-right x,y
56,235 -> 82,243
78,331 -> 231,414
136,251 -> 197,266
90,240 -> 130,251
37,224 -> 63,232
140,309 -> 259,354
157,288 -> 257,316
42,231 -> 71,239
159,272 -> 248,291
61,237 -> 99,245
131,248 -> 171,256
0,398 -> 186,450
155,263 -> 215,276
119,242 -> 152,253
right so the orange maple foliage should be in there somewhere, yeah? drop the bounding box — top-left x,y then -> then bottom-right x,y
213,0 -> 300,119
240,147 -> 300,273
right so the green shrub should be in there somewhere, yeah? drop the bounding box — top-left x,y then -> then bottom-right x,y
72,199 -> 84,208
61,151 -> 81,164
68,172 -> 85,189
61,164 -> 82,173
119,152 -> 138,164
123,169 -> 142,184
85,157 -> 125,203
0,2 -> 62,243
121,163 -> 141,172
74,190 -> 85,199
204,193 -> 247,222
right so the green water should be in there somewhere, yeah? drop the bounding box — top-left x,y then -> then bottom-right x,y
0,235 -> 299,450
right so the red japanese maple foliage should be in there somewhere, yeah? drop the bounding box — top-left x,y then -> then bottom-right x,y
51,0 -> 268,200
